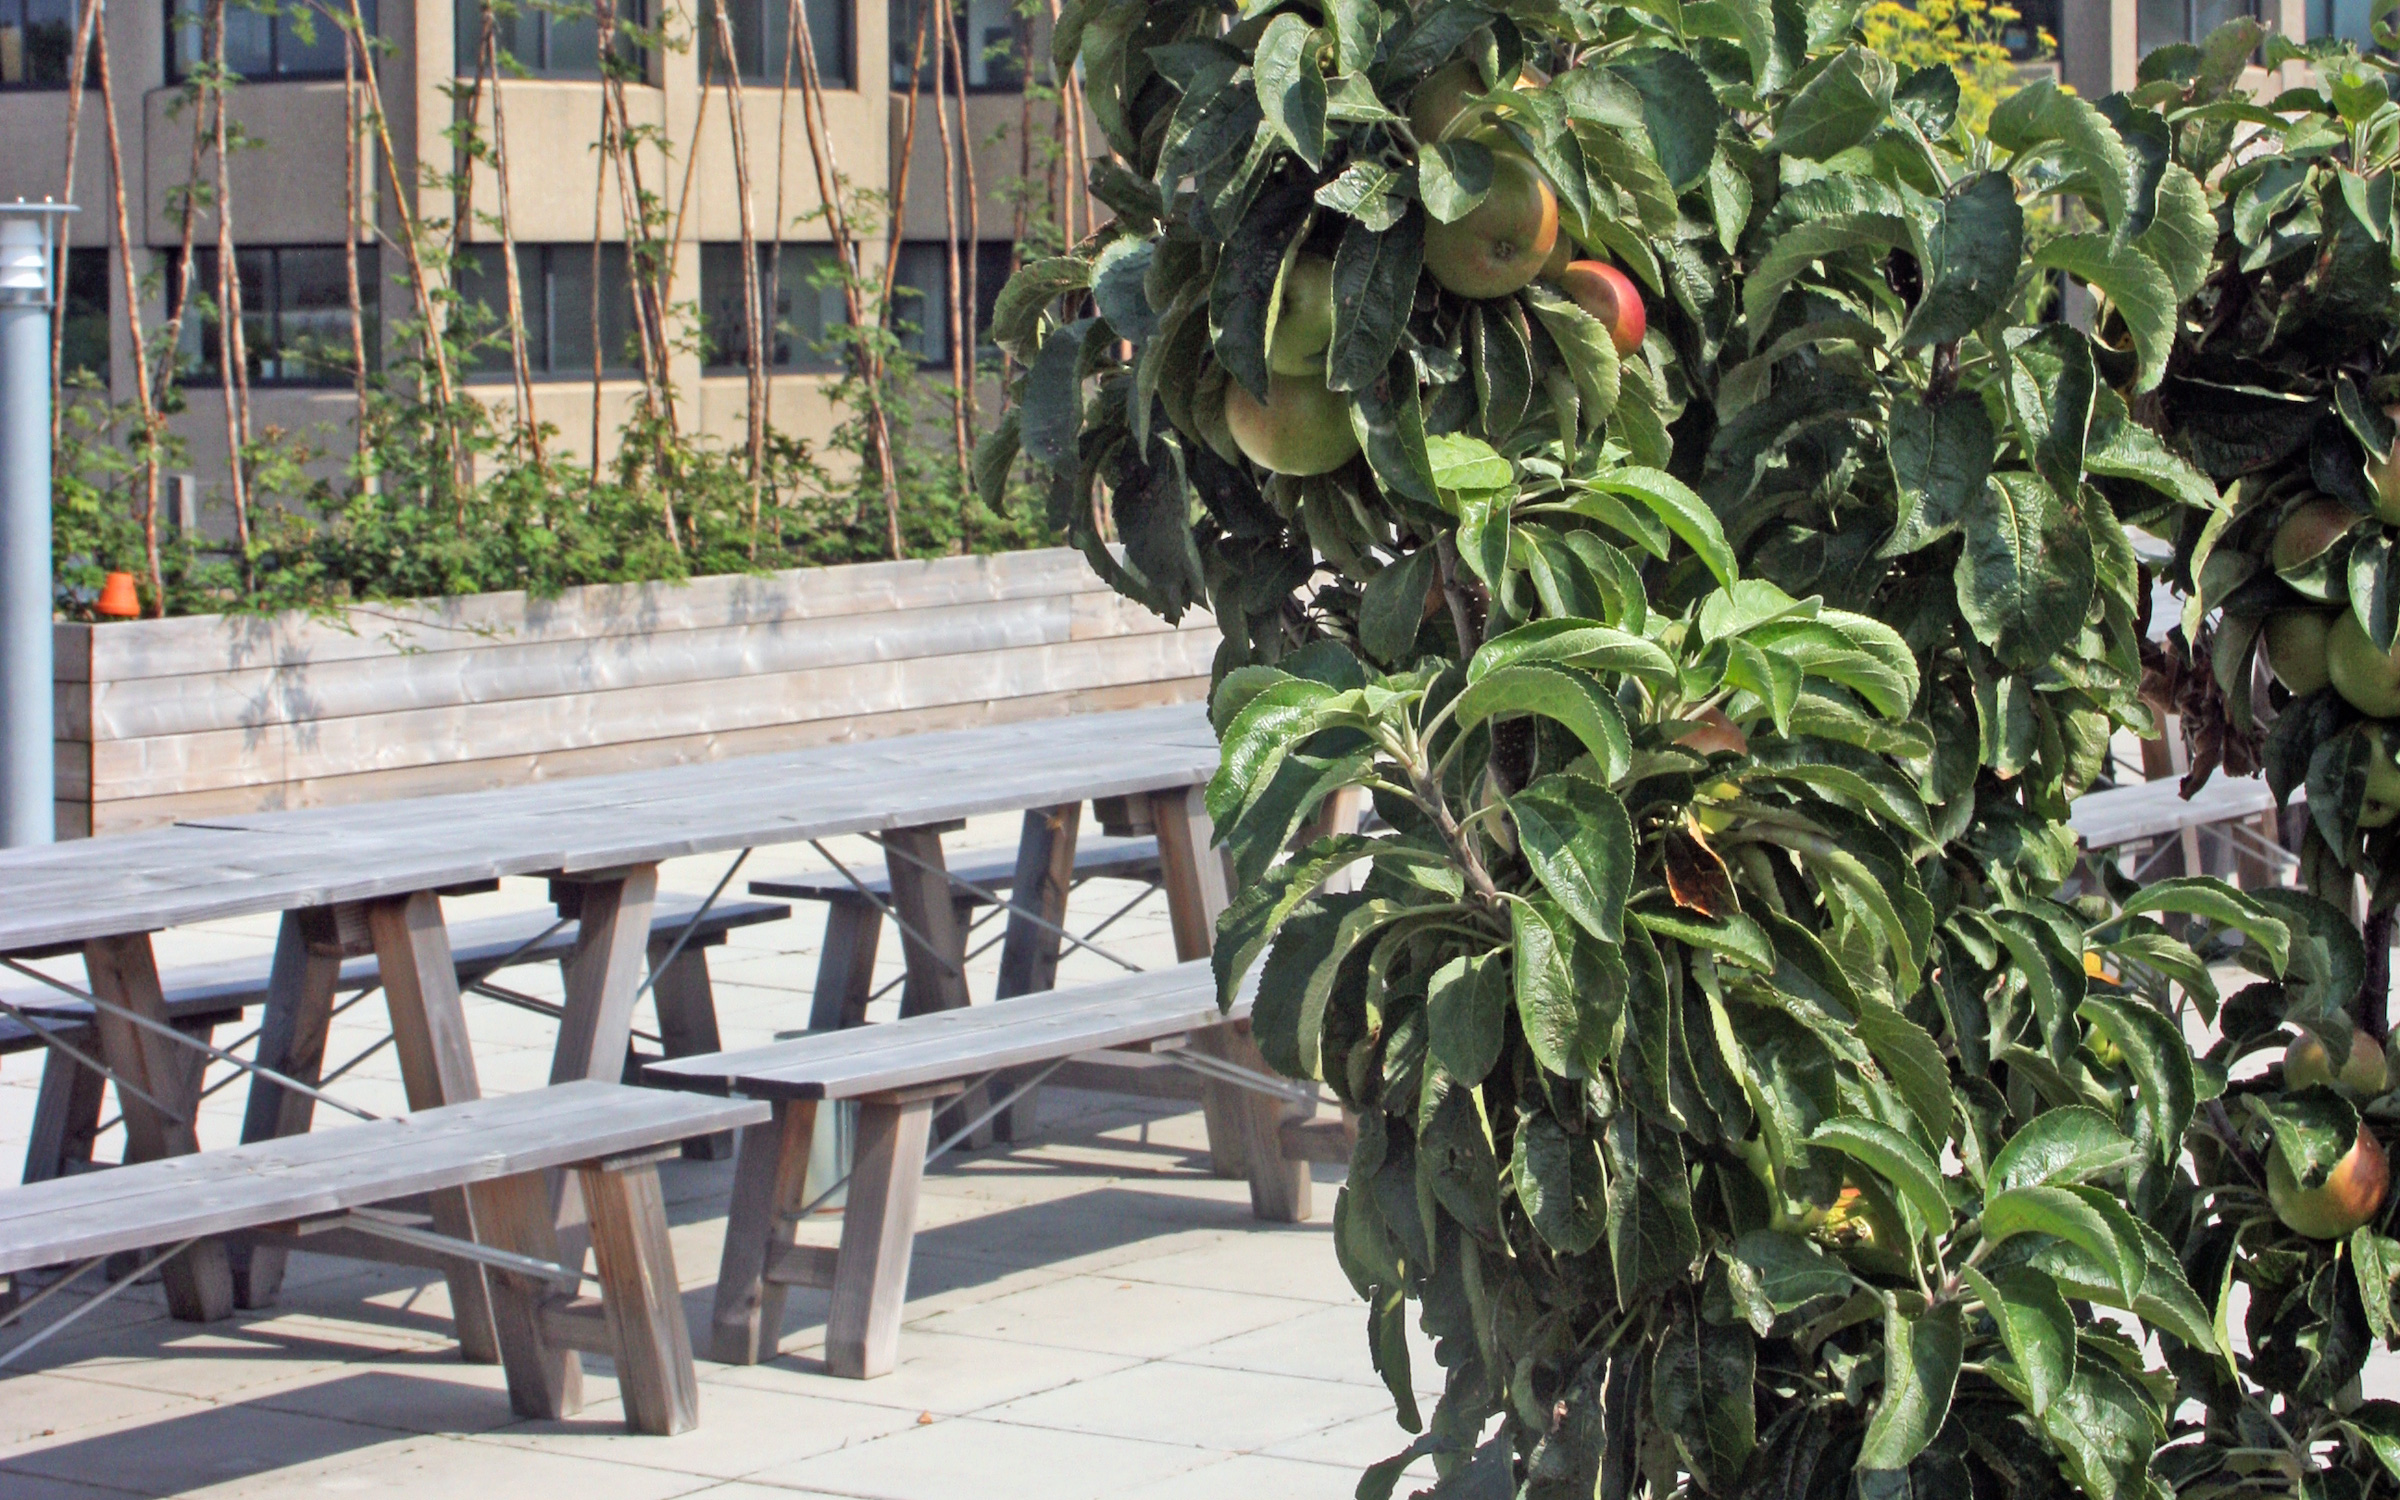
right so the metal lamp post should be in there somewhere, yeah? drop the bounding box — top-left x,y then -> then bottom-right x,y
0,200 -> 77,848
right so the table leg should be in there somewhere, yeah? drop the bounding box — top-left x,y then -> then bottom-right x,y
466,1169 -> 584,1422
883,824 -> 983,1144
545,865 -> 662,1276
581,1157 -> 699,1434
21,1037 -> 105,1183
810,898 -> 881,1031
233,907 -> 344,1307
646,932 -> 731,1160
991,803 -> 1082,1141
80,933 -> 233,1322
366,891 -> 502,1364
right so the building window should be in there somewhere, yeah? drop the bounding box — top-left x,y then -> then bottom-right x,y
170,246 -> 376,388
700,0 -> 849,88
2317,0 -> 2379,44
455,0 -> 647,80
891,0 -> 1023,91
168,0 -> 374,81
455,242 -> 639,378
2138,0 -> 2256,51
888,240 -> 1012,366
1,0 -> 85,88
700,242 -> 848,373
1998,0 -> 2057,59
60,245 -> 108,381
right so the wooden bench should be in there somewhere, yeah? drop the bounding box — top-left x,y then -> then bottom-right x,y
645,959 -> 1345,1378
750,834 -> 1162,1032
2067,774 -> 2298,886
1,895 -> 790,1185
0,1081 -> 766,1434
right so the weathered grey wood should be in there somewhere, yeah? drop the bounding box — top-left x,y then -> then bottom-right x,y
581,1159 -> 699,1435
763,1242 -> 841,1289
826,1096 -> 934,1380
535,1298 -> 618,1356
366,890 -> 500,1364
232,906 -> 343,1307
1148,784 -> 1251,1182
21,1039 -> 107,1181
1282,1115 -> 1358,1165
880,825 -> 983,1146
991,805 -> 1083,1142
709,1099 -> 819,1365
81,933 -> 234,1322
1042,1052 -> 1210,1101
0,702 -> 1218,953
808,904 -> 881,1033
646,960 -> 1244,1102
89,631 -> 1219,803
0,1082 -> 766,1273
547,865 -> 662,1304
465,1167 -> 583,1420
79,679 -> 1210,839
753,832 -> 1157,905
645,933 -> 732,1161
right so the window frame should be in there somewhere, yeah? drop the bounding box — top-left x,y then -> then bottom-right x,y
0,0 -> 93,91
890,0 -> 1028,94
888,238 -> 1018,368
166,0 -> 375,83
2137,0 -> 2260,52
701,0 -> 853,90
700,240 -> 851,375
455,241 -> 642,381
168,244 -> 379,390
453,0 -> 651,83
58,244 -> 110,382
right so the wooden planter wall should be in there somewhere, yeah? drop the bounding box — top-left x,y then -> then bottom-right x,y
51,549 -> 1219,838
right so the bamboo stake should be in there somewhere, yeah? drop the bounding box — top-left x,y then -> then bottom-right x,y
50,0 -> 99,444
94,3 -> 164,614
344,0 -> 467,491
930,0 -> 970,488
205,0 -> 255,589
589,0 -> 614,464
708,2 -> 767,513
479,7 -> 543,462
880,0 -> 929,317
945,0 -> 980,449
340,8 -> 367,474
593,0 -> 676,543
787,0 -> 903,555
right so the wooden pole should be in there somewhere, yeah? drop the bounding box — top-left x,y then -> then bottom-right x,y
205,0 -> 255,589
479,10 -> 544,462
341,10 -> 368,475
931,0 -> 971,491
50,0 -> 100,445
93,2 -> 165,614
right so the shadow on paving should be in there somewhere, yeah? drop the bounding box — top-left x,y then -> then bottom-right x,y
0,1370 -> 498,1492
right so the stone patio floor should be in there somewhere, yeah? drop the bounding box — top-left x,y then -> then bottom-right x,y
0,818 -> 1439,1498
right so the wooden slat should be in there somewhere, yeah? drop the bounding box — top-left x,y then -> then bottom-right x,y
78,549 -> 1124,683
82,592 -> 1191,743
645,960 -> 1248,1101
89,629 -> 1222,802
0,702 -> 1218,953
0,1082 -> 767,1273
763,1242 -> 841,1289
79,676 -> 1210,834
753,834 -> 1157,903
2067,773 -> 2284,849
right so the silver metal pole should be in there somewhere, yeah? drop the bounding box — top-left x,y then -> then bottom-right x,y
0,202 -> 74,849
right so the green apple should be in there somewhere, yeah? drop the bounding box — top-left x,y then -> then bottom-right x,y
1268,255 -> 1336,377
2263,610 -> 2335,696
1423,151 -> 1559,300
2270,497 -> 2362,601
1224,372 -> 1361,476
2286,1026 -> 2390,1094
2267,1123 -> 2391,1240
2328,609 -> 2400,717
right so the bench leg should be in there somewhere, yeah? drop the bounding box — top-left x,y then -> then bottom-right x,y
1223,1024 -> 1314,1223
1149,786 -> 1252,1180
811,898 -> 881,1032
22,1033 -> 105,1183
710,1098 -> 817,1365
368,892 -> 503,1365
991,804 -> 1082,1143
467,1170 -> 584,1422
234,907 -> 344,1307
646,934 -> 732,1160
827,1095 -> 934,1380
81,934 -> 234,1323
581,1158 -> 699,1435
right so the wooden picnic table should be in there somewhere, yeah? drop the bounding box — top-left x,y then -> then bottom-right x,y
0,701 -> 1229,1346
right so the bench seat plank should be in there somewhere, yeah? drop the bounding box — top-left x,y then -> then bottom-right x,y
0,1081 -> 765,1274
644,962 -> 1242,1101
749,835 -> 1161,904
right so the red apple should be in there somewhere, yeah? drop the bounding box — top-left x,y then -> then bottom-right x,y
1557,260 -> 1646,356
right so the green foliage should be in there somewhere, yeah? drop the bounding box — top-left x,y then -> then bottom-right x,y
999,2 -> 2395,1496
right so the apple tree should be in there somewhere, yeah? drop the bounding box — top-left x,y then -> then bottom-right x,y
985,2 -> 2385,1495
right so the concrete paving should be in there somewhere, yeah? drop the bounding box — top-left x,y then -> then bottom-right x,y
0,819 -> 1437,1499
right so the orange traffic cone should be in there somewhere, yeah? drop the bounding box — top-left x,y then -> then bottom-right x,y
94,571 -> 140,619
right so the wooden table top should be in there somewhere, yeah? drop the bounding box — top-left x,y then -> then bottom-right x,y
0,702 -> 1217,954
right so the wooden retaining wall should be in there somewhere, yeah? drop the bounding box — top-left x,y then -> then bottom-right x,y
51,549 -> 1219,837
